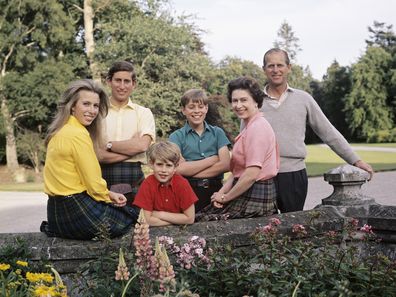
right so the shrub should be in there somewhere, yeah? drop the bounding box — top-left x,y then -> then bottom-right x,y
74,216 -> 395,297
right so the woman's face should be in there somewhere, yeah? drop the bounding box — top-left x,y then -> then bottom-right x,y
231,89 -> 258,121
71,90 -> 100,126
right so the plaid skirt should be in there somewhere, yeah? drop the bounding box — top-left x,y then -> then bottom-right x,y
101,162 -> 144,201
44,192 -> 138,240
196,178 -> 277,222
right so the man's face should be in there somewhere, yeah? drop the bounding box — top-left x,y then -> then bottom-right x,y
107,71 -> 135,104
263,52 -> 291,87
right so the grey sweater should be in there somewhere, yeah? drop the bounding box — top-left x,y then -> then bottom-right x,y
260,88 -> 360,173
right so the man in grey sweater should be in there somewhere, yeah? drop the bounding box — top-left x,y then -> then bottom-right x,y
260,48 -> 373,213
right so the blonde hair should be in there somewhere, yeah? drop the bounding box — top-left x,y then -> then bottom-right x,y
147,141 -> 181,165
45,79 -> 108,148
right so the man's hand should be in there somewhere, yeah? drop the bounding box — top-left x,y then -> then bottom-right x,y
354,160 -> 374,181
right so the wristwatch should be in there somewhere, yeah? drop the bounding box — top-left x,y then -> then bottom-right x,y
106,142 -> 113,151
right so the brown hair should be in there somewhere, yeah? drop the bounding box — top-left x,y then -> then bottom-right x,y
180,89 -> 209,107
107,61 -> 137,82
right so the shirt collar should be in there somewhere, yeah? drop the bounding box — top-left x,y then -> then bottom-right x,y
153,174 -> 175,189
184,121 -> 209,134
109,98 -> 135,110
263,84 -> 293,99
68,115 -> 86,129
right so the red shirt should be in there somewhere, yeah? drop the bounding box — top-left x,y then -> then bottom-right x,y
133,174 -> 198,213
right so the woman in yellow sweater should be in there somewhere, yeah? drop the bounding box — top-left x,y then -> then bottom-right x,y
41,79 -> 137,240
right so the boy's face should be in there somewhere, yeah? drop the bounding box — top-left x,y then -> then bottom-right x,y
182,100 -> 208,129
150,159 -> 177,185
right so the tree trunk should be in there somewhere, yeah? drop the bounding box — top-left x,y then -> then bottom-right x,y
84,0 -> 100,81
1,98 -> 25,182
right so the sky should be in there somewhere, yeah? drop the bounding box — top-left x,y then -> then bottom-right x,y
169,0 -> 395,80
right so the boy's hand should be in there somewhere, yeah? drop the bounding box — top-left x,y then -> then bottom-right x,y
109,191 -> 127,207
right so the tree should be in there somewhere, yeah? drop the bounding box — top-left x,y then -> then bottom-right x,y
273,20 -> 301,63
366,21 -> 396,126
345,46 -> 393,140
0,0 -> 74,179
320,61 -> 352,138
16,130 -> 45,173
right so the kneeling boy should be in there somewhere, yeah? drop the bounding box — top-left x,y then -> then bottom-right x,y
133,141 -> 198,226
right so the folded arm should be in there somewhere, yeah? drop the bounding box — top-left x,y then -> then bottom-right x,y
151,205 -> 195,226
98,134 -> 152,164
193,146 -> 230,178
176,155 -> 219,176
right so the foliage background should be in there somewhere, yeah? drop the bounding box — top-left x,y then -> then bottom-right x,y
0,0 -> 395,174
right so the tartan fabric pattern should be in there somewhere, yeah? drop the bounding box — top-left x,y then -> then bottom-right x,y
196,178 -> 277,222
101,162 -> 144,200
45,192 -> 137,240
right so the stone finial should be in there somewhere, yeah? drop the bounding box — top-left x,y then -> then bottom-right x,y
321,164 -> 375,206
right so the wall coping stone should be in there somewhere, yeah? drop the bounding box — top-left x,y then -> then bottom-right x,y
322,164 -> 375,206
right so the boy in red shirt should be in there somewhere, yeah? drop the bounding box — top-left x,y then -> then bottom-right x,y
133,141 -> 198,226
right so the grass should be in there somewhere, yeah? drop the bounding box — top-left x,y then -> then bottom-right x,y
1,143 -> 396,191
306,144 -> 396,176
0,182 -> 44,191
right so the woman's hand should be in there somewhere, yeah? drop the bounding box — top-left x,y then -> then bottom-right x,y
211,192 -> 226,209
109,191 -> 127,207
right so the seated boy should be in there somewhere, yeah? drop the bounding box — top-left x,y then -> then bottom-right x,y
133,141 -> 198,226
169,89 -> 231,212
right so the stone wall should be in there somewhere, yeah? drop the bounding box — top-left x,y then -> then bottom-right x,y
0,165 -> 395,285
1,204 -> 395,275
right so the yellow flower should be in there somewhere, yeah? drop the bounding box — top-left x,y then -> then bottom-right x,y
0,263 -> 11,271
26,272 -> 54,283
34,284 -> 57,296
16,260 -> 28,267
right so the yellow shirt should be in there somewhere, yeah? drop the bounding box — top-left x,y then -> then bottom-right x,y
44,116 -> 111,203
104,99 -> 156,164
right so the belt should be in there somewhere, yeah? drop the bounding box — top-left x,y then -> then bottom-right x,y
187,178 -> 222,189
49,191 -> 86,199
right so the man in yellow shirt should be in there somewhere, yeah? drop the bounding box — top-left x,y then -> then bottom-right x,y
97,61 -> 156,203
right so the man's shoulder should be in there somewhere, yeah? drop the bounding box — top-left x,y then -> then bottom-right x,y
289,88 -> 314,100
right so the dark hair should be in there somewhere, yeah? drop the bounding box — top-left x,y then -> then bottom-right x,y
227,76 -> 264,108
180,89 -> 209,107
263,48 -> 290,67
107,61 -> 137,82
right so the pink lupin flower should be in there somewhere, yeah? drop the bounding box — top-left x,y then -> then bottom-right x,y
155,238 -> 176,293
115,248 -> 130,281
133,210 -> 158,280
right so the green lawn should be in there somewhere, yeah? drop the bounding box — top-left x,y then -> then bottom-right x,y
0,182 -> 44,192
1,143 -> 396,191
306,143 -> 396,176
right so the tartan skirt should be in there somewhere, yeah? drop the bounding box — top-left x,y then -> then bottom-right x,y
196,178 -> 277,222
101,162 -> 144,201
44,192 -> 138,240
